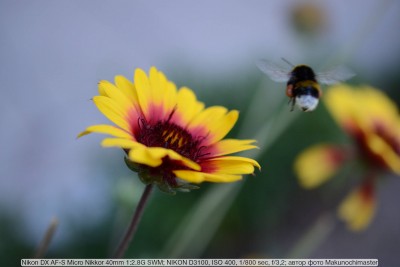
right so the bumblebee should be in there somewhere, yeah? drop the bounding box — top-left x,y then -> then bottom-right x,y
257,59 -> 355,112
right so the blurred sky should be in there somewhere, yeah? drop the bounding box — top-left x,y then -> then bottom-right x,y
1,0 -> 399,248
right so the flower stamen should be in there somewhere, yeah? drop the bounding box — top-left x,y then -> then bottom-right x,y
136,116 -> 205,162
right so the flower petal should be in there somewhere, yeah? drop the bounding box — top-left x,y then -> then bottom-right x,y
129,148 -> 160,167
128,147 -> 201,170
338,183 -> 376,231
173,87 -> 204,125
211,139 -> 258,156
134,68 -> 151,118
114,75 -> 139,105
173,170 -> 242,183
149,67 -> 168,105
173,170 -> 206,183
207,110 -> 239,143
77,124 -> 132,139
189,106 -> 227,126
101,138 -> 144,149
163,81 -> 178,115
187,106 -> 228,141
324,84 -> 357,127
202,156 -> 260,174
357,86 -> 399,126
294,144 -> 346,189
93,96 -> 130,131
365,133 -> 400,174
98,80 -> 132,112
201,172 -> 243,183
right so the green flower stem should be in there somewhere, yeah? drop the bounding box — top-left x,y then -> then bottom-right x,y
113,184 -> 154,258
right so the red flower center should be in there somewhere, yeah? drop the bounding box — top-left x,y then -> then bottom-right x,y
136,119 -> 209,162
133,112 -> 209,188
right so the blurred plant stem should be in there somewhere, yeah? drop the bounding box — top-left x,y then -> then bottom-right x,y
34,217 -> 59,258
113,184 -> 154,258
161,183 -> 241,257
287,213 -> 336,258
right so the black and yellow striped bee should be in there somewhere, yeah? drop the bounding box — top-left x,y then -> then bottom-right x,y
257,59 -> 355,112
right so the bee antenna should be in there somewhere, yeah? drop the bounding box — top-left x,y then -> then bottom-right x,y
281,57 -> 295,67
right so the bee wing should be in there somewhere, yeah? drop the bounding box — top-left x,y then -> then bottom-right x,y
257,59 -> 290,83
317,66 -> 356,85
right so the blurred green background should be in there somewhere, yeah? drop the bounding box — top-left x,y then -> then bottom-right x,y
1,1 -> 399,266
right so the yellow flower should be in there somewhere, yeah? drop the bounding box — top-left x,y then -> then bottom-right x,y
79,67 -> 260,193
294,84 -> 400,230
338,180 -> 376,231
294,144 -> 348,189
325,84 -> 400,174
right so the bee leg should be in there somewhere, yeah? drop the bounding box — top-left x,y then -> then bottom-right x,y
288,98 -> 295,112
